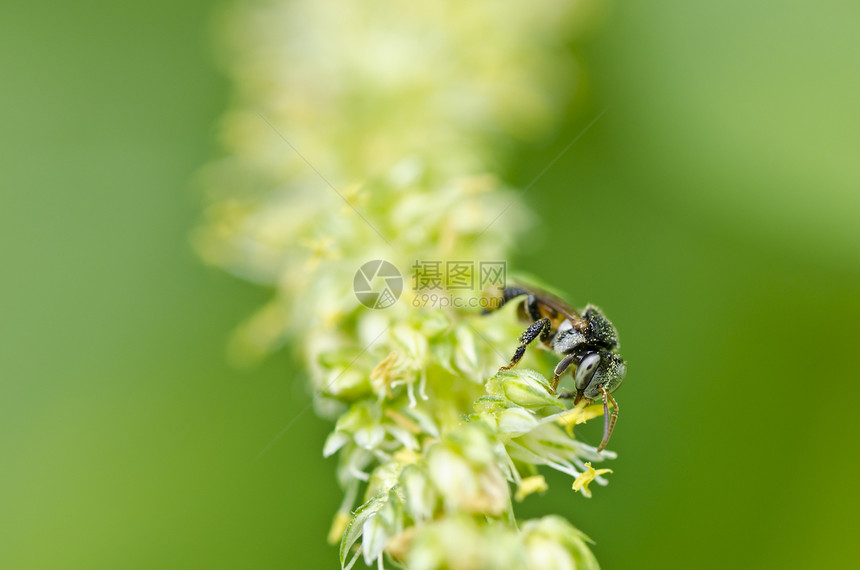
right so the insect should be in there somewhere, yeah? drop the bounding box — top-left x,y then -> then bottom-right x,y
484,284 -> 627,452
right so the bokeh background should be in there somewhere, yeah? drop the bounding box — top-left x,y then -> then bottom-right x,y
2,1 -> 859,568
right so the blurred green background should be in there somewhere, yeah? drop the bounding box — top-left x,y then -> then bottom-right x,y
2,1 -> 858,568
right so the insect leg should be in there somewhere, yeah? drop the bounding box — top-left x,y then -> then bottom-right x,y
597,386 -> 619,452
556,389 -> 584,405
499,317 -> 551,371
551,354 -> 576,391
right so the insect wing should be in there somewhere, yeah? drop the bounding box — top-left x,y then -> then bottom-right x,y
510,281 -> 583,324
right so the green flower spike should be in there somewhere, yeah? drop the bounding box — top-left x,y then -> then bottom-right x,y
198,0 -> 617,568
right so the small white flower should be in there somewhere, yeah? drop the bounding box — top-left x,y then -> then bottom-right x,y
428,444 -> 509,517
487,369 -> 566,409
498,406 -> 540,436
400,465 -> 436,522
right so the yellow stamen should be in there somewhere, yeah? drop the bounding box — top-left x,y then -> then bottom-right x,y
572,463 -> 613,498
385,408 -> 423,434
515,475 -> 549,502
327,511 -> 351,545
393,447 -> 422,465
555,402 -> 605,436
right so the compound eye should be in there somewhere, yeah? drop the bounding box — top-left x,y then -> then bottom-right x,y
574,353 -> 601,391
615,360 -> 627,381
